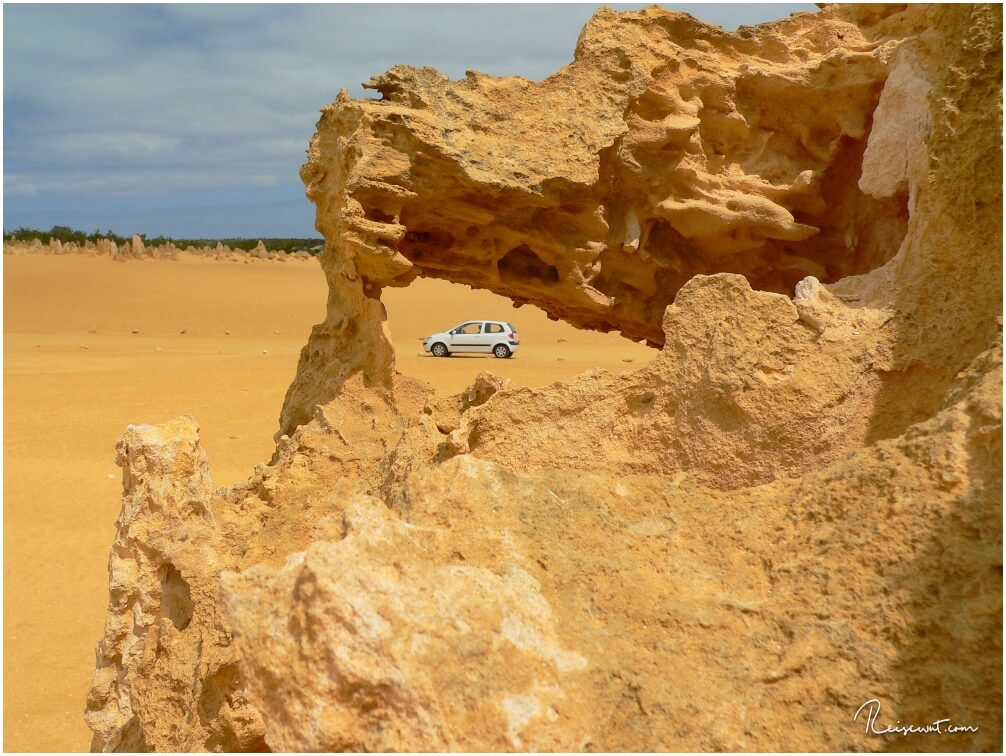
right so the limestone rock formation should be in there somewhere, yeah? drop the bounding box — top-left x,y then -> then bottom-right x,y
86,4 -> 1002,753
85,418 -> 267,752
278,3 -> 930,433
221,493 -> 591,752
130,234 -> 146,258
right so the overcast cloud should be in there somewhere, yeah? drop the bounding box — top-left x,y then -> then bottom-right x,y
3,3 -> 816,238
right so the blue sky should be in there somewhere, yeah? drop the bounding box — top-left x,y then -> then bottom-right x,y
3,3 -> 816,238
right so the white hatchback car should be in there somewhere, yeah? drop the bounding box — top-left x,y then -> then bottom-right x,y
423,320 -> 519,358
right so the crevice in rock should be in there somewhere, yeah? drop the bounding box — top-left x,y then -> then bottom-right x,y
109,715 -> 146,753
198,663 -> 270,752
159,562 -> 193,631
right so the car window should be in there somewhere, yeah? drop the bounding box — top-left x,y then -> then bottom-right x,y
506,322 -> 517,333
484,323 -> 504,334
456,322 -> 482,335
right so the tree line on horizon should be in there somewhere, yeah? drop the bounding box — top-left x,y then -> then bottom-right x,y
3,225 -> 325,254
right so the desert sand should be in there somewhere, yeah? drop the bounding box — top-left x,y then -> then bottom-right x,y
2,250 -> 651,752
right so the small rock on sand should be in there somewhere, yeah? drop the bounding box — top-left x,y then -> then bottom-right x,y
131,329 -> 140,335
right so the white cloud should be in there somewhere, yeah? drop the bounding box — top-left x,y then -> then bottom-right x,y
49,132 -> 181,162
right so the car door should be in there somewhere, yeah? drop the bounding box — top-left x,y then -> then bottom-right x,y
449,322 -> 484,352
483,322 -> 506,353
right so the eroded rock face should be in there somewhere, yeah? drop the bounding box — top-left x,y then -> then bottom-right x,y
85,418 -> 267,752
87,4 -> 1002,753
391,273 -> 917,491
280,3 -> 923,433
221,495 -> 590,751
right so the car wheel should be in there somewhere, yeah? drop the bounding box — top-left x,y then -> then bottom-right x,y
431,342 -> 449,357
493,344 -> 511,359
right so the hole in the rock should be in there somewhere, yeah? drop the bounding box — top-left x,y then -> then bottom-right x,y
370,81 -> 907,365
380,276 -> 655,397
791,131 -> 910,279
363,206 -> 396,224
602,140 -> 908,305
498,245 -> 559,284
397,228 -> 456,262
632,88 -> 676,122
159,562 -> 194,631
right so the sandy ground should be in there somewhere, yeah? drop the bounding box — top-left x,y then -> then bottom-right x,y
2,251 -> 653,752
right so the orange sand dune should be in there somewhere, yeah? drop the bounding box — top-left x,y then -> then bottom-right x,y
2,252 -> 652,751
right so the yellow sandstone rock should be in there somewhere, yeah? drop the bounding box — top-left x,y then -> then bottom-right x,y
86,4 -> 1002,752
